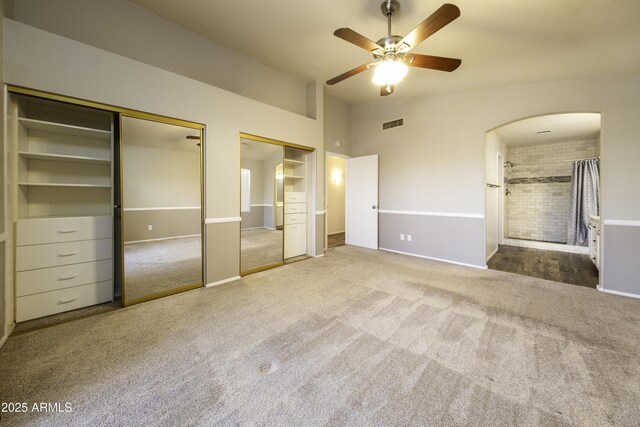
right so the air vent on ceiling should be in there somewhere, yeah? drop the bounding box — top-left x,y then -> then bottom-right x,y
383,118 -> 404,130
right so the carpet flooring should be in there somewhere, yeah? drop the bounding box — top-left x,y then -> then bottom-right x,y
1,246 -> 639,426
241,228 -> 283,272
124,236 -> 202,301
488,245 -> 599,289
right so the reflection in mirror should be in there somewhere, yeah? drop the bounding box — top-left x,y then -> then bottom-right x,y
240,138 -> 284,273
121,116 -> 202,304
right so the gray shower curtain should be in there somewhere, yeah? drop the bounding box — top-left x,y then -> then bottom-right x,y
567,159 -> 600,246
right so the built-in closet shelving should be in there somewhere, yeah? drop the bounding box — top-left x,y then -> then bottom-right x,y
283,147 -> 307,258
10,93 -> 115,321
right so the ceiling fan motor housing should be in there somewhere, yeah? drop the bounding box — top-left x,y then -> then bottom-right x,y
381,0 -> 400,17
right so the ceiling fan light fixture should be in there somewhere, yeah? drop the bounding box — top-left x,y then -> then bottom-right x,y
372,59 -> 408,86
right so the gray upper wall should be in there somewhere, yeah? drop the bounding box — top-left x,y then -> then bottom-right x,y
7,0 -> 309,117
351,74 -> 640,219
323,89 -> 352,156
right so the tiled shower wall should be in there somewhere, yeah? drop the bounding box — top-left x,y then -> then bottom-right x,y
506,138 -> 597,243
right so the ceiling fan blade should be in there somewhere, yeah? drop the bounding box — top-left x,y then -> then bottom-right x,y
380,85 -> 394,96
334,28 -> 383,53
326,61 -> 377,85
398,4 -> 460,52
405,54 -> 461,72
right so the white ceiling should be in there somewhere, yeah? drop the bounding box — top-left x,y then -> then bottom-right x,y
127,0 -> 640,103
494,113 -> 601,148
121,116 -> 201,151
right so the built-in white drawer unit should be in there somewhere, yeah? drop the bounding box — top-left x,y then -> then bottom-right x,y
284,212 -> 306,225
284,224 -> 307,258
284,192 -> 306,203
16,280 -> 113,322
17,216 -> 112,246
17,259 -> 113,297
284,203 -> 307,214
16,238 -> 112,271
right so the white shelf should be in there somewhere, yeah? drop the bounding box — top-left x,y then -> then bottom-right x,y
284,158 -> 305,165
19,214 -> 112,220
18,117 -> 111,140
19,182 -> 111,188
284,175 -> 305,179
19,151 -> 110,165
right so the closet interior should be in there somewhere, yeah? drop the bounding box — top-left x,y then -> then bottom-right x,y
9,93 -> 115,322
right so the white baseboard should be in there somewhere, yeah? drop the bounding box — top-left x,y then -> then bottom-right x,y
206,276 -> 241,288
486,247 -> 498,262
314,253 -> 325,258
503,238 -> 589,254
1,322 -> 16,349
379,247 -> 487,270
598,286 -> 640,299
125,234 -> 201,244
241,226 -> 275,231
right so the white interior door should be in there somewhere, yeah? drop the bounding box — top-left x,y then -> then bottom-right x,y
346,155 -> 378,249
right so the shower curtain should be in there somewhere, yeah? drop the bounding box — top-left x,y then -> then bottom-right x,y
567,159 -> 600,246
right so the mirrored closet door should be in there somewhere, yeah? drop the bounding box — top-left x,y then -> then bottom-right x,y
240,137 -> 284,274
120,116 -> 204,305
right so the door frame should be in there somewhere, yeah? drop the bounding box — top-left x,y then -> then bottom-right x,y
497,151 -> 504,245
325,152 -> 350,251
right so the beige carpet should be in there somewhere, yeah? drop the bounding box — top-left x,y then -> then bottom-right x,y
124,236 -> 202,301
241,228 -> 283,272
1,245 -> 639,426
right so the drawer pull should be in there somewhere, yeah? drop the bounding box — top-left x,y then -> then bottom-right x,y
58,229 -> 79,234
58,274 -> 79,281
58,298 -> 78,305
58,252 -> 78,257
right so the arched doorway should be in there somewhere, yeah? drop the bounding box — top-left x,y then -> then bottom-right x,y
485,112 -> 602,288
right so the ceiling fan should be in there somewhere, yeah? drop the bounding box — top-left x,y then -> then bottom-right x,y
326,1 -> 461,96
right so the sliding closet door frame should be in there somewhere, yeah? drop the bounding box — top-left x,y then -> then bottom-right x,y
7,85 -> 207,308
119,113 -> 206,307
238,132 -> 314,276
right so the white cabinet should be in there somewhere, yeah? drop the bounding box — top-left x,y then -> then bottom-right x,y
284,224 -> 307,259
16,215 -> 112,246
10,93 -> 115,321
588,216 -> 600,270
16,281 -> 113,322
283,147 -> 308,258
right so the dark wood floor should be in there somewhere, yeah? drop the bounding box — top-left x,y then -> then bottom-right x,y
488,245 -> 599,289
328,232 -> 345,248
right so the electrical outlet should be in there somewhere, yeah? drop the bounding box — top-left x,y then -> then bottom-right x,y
407,235 -> 412,242
148,225 -> 153,231
400,234 -> 405,241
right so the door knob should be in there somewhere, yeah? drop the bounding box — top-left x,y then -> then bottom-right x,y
372,205 -> 377,209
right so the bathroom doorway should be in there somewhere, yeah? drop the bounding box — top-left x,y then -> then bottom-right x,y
485,113 -> 601,288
